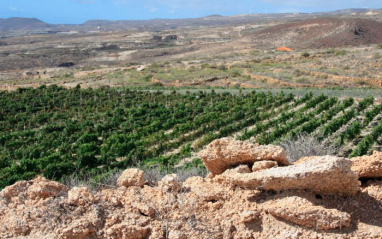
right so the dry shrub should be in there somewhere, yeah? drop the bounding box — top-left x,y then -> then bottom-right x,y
61,169 -> 123,190
279,133 -> 341,163
143,166 -> 207,185
61,165 -> 206,190
175,167 -> 207,182
143,167 -> 167,185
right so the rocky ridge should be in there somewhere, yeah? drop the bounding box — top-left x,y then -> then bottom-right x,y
1,138 -> 382,238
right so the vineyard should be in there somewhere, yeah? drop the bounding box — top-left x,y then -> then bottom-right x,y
0,85 -> 382,189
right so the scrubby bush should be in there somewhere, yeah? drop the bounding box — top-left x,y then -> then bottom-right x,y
150,81 -> 164,87
218,65 -> 227,71
335,50 -> 347,56
60,164 -> 206,189
279,133 -> 340,163
301,52 -> 310,58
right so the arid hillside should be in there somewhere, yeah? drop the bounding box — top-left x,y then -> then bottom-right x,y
248,18 -> 382,49
0,18 -> 49,31
1,138 -> 382,238
1,12 -> 382,89
1,8 -> 381,34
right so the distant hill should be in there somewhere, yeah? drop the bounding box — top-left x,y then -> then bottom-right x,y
81,8 -> 382,31
1,8 -> 381,33
0,17 -> 49,31
324,8 -> 382,15
205,14 -> 224,18
82,16 -> 260,31
82,13 -> 315,31
248,18 -> 382,49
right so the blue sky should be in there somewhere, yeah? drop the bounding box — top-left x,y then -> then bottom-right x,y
0,0 -> 381,24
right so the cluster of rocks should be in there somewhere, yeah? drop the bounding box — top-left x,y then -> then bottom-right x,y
201,138 -> 360,196
1,138 -> 382,238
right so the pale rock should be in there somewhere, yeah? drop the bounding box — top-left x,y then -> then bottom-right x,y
293,156 -> 315,165
221,164 -> 252,176
1,181 -> 31,199
264,196 -> 351,230
5,218 -> 30,236
183,176 -> 226,201
57,207 -> 102,238
221,155 -> 359,195
252,160 -> 278,172
168,230 -> 188,239
117,168 -> 144,187
351,151 -> 382,178
1,140 -> 382,239
239,210 -> 260,223
26,176 -> 68,200
221,218 -> 238,239
363,180 -> 382,201
149,228 -> 165,239
1,176 -> 67,201
58,220 -> 96,239
105,223 -> 150,239
68,187 -> 94,205
200,138 -> 288,174
158,174 -> 181,192
231,164 -> 252,173
131,201 -> 156,217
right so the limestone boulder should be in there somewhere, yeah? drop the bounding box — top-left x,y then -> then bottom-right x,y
183,177 -> 226,201
27,177 -> 68,200
252,160 -> 278,172
67,186 -> 94,206
117,168 -> 144,187
1,154 -> 382,239
351,151 -> 382,178
1,180 -> 32,199
1,176 -> 67,201
132,200 -> 156,217
225,165 -> 252,174
57,219 -> 96,239
294,156 -> 316,165
363,180 -> 382,201
239,210 -> 260,223
200,138 -> 288,174
264,196 -> 351,230
168,230 -> 188,239
105,223 -> 151,239
221,155 -> 359,195
158,174 -> 181,192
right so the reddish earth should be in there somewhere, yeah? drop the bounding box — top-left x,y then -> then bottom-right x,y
276,47 -> 293,52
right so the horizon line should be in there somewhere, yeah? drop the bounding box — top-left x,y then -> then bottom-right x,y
1,7 -> 380,25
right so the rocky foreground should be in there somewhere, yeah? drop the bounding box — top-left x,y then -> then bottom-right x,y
2,138 -> 382,239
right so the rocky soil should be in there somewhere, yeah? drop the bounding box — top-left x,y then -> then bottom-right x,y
249,18 -> 382,49
1,14 -> 382,90
2,138 -> 382,238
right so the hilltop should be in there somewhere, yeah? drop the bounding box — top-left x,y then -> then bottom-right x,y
249,18 -> 382,49
1,8 -> 382,33
0,17 -> 48,31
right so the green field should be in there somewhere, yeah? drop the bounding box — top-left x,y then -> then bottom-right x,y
0,85 -> 381,189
